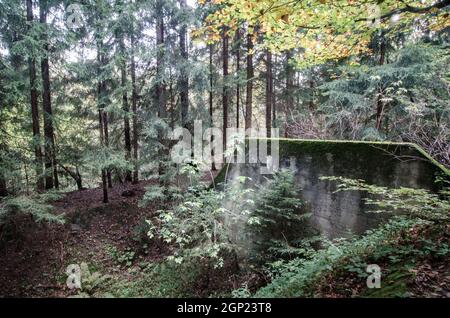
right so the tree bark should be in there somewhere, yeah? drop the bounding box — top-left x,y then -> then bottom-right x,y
265,50 -> 273,137
156,1 -> 166,119
59,164 -> 83,191
209,43 -> 216,171
0,143 -> 6,197
102,110 -> 112,188
235,28 -> 240,128
97,33 -> 108,203
222,29 -> 229,154
179,0 -> 189,129
308,78 -> 315,110
273,54 -> 277,128
156,0 -> 167,182
75,167 -> 83,191
245,32 -> 253,130
118,28 -> 132,182
40,0 -> 58,189
27,0 -> 44,192
285,50 -> 294,138
0,175 -> 6,197
130,32 -> 139,183
375,31 -> 386,131
98,110 -> 108,203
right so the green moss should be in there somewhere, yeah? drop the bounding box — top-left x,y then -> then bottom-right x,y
214,138 -> 450,186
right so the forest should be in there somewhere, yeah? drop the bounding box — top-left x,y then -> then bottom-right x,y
0,0 -> 449,299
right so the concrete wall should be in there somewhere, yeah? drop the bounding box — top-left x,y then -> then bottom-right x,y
220,139 -> 448,238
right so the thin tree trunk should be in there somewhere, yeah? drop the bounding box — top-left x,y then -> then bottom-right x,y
156,2 -> 166,119
75,171 -> 83,190
40,0 -> 58,189
102,110 -> 112,188
235,28 -> 240,128
209,43 -> 216,171
0,174 -> 7,197
179,0 -> 189,129
0,75 -> 7,196
285,50 -> 294,138
265,50 -> 272,138
97,35 -> 109,202
222,29 -> 229,153
375,31 -> 386,131
0,140 -> 6,196
273,54 -> 277,128
245,32 -> 253,130
130,32 -> 139,183
309,79 -> 315,110
27,0 -> 44,192
59,164 -> 83,191
156,0 -> 167,182
98,110 -> 108,203
169,71 -> 175,128
119,30 -> 132,182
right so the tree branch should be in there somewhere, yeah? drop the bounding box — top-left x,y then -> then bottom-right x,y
357,0 -> 450,22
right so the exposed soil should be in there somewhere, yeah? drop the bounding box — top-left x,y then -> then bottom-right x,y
0,179 -> 166,297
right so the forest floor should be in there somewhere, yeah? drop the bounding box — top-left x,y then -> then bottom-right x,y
316,254 -> 450,298
0,179 -> 160,297
0,171 -> 251,298
0,175 -> 449,298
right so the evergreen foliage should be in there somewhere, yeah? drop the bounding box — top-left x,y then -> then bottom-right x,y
247,169 -> 312,263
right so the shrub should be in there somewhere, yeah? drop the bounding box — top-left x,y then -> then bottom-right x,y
0,191 -> 64,242
247,169 -> 312,263
253,177 -> 449,297
146,178 -> 255,267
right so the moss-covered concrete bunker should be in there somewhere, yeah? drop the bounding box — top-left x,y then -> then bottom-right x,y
215,138 -> 450,238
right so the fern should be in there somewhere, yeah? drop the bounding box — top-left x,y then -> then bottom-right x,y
0,192 -> 64,226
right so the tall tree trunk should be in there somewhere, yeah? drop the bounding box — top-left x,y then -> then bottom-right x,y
27,0 -> 44,192
265,50 -> 273,138
375,31 -> 386,131
97,56 -> 108,201
0,174 -> 6,197
272,54 -> 277,128
130,32 -> 139,183
245,32 -> 253,130
103,110 -> 112,187
75,167 -> 82,190
169,70 -> 175,128
39,0 -> 57,189
119,30 -> 132,182
0,143 -> 6,197
285,50 -> 294,138
97,36 -> 109,202
156,2 -> 166,119
98,110 -> 108,203
156,0 -> 167,182
308,78 -> 315,110
222,29 -> 229,153
235,28 -> 240,128
209,43 -> 216,171
97,5 -> 112,189
179,0 -> 189,129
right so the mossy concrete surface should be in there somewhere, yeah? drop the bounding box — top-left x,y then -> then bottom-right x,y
215,138 -> 449,238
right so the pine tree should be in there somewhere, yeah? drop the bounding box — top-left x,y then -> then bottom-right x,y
222,28 -> 229,152
248,170 -> 310,263
39,0 -> 58,189
245,31 -> 253,130
26,0 -> 44,192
